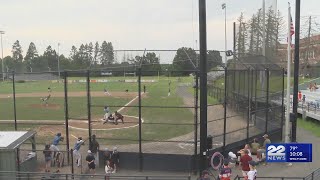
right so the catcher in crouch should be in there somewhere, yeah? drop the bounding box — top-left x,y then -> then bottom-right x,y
114,111 -> 124,125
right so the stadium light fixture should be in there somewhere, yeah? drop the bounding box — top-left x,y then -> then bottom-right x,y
0,30 -> 5,81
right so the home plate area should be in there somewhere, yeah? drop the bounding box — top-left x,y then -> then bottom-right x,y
68,115 -> 142,131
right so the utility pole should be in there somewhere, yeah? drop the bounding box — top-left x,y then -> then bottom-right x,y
306,16 -> 312,65
0,31 -> 5,81
262,0 -> 266,57
198,0 -> 208,174
57,43 -> 61,79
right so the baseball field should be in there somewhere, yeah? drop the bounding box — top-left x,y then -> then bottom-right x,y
0,75 -> 200,151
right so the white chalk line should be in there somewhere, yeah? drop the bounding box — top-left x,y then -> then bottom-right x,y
68,115 -> 144,131
117,92 -> 144,113
178,139 -> 223,150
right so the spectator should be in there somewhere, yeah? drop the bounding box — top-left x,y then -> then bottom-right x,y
105,158 -> 114,174
219,160 -> 232,180
43,144 -> 52,172
73,137 -> 84,167
257,134 -> 271,164
103,148 -> 111,166
198,170 -> 210,180
239,149 -> 252,180
247,161 -> 257,180
250,138 -> 260,155
298,91 -> 302,101
89,135 -> 100,167
238,144 -> 252,157
110,147 -> 120,173
86,150 -> 96,177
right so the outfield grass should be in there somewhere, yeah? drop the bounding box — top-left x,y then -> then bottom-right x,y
0,76 -> 196,145
298,118 -> 320,137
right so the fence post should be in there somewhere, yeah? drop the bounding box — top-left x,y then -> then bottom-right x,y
138,67 -> 143,172
281,68 -> 285,141
193,71 -> 199,174
86,70 -> 92,145
64,71 -> 70,164
254,70 -> 258,126
199,0 -> 208,173
223,67 -> 228,150
70,149 -> 74,179
12,71 -> 17,130
247,69 -> 250,142
265,68 -> 269,134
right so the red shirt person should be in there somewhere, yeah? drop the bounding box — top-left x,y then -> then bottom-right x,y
240,149 -> 252,180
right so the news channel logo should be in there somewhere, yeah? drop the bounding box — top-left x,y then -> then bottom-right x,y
266,143 -> 312,163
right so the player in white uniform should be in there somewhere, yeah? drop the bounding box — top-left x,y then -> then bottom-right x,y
103,106 -> 110,121
104,88 -> 111,96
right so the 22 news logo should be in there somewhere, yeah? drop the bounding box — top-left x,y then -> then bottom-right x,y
266,144 -> 286,162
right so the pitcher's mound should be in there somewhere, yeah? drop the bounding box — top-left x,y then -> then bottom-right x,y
69,115 -> 140,131
30,104 -> 61,110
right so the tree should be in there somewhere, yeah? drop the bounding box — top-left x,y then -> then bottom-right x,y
94,42 -> 99,65
100,41 -> 114,65
11,40 -> 24,72
140,52 -> 161,75
87,42 -> 94,66
69,45 -> 78,62
172,47 -> 197,75
24,42 -> 39,72
43,45 -> 58,71
207,50 -> 222,70
236,13 -> 248,58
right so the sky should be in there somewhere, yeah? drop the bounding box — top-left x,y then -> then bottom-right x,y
0,0 -> 319,64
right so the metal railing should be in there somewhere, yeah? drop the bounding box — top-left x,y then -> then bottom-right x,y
0,171 -> 191,180
234,168 -> 320,180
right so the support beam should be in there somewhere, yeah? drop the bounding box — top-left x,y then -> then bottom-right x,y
198,0 -> 208,174
292,0 -> 301,142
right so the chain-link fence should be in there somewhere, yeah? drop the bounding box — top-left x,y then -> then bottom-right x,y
0,50 -> 285,174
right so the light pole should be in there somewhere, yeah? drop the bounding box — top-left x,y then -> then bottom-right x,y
0,31 -> 5,81
57,43 -> 61,79
222,3 -> 227,65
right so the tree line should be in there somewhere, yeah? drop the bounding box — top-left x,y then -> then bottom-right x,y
0,40 -> 222,75
235,7 -> 284,62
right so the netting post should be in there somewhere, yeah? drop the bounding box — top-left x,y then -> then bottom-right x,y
12,71 -> 17,131
64,71 -> 70,164
193,71 -> 199,174
281,68 -> 285,141
237,71 -> 240,97
292,0 -> 301,143
138,67 -> 143,172
254,70 -> 258,125
265,68 -> 270,134
199,0 -> 208,174
86,70 -> 92,145
223,67 -> 227,150
246,69 -> 250,142
70,149 -> 74,179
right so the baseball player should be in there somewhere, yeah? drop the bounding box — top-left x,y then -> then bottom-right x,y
50,133 -> 63,152
103,114 -> 115,124
104,88 -> 111,96
41,94 -> 51,105
48,87 -> 52,93
103,106 -> 110,120
114,111 -> 124,125
73,137 -> 85,167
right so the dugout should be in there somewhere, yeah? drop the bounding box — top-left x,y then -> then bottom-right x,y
0,131 -> 37,180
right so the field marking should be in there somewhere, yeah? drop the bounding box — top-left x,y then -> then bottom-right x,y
68,115 -> 144,131
71,134 -> 78,139
178,139 -> 222,150
117,92 -> 144,113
